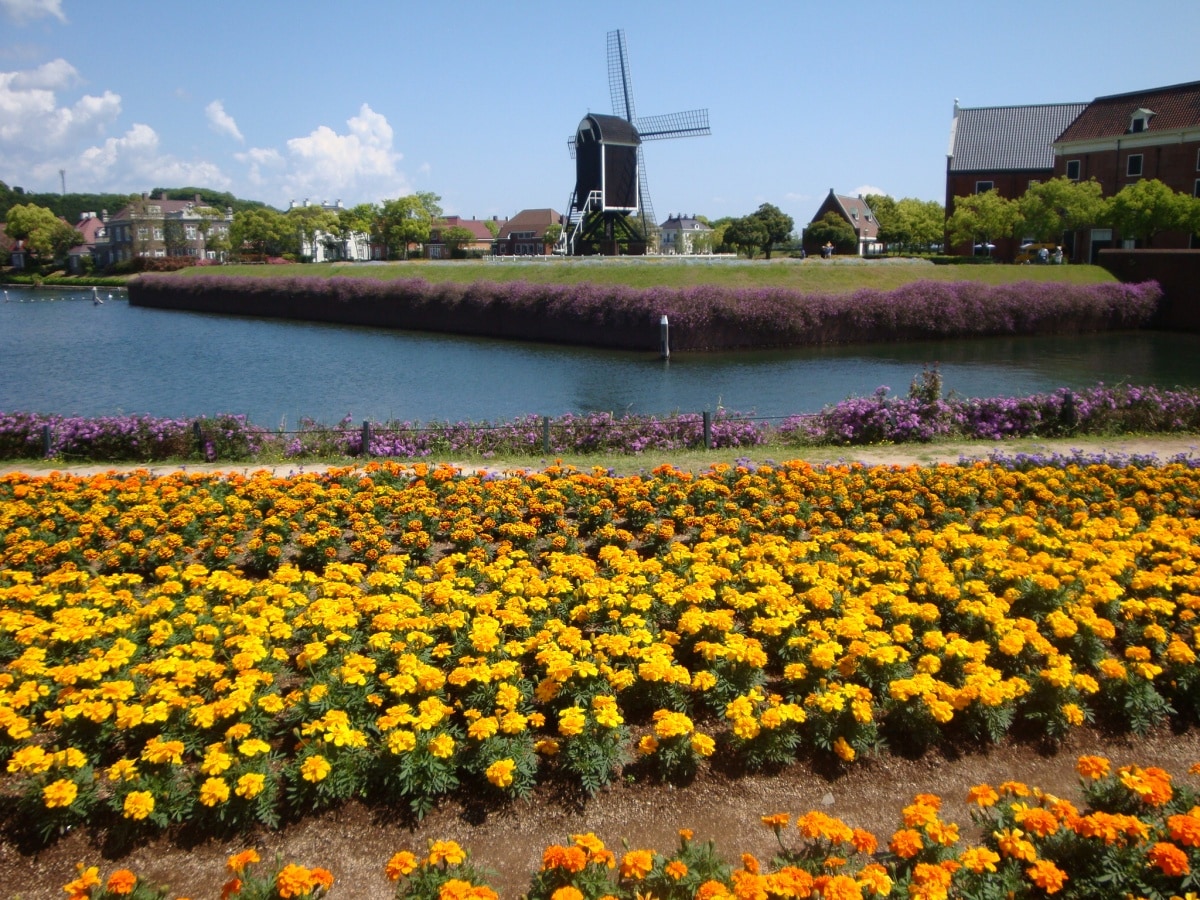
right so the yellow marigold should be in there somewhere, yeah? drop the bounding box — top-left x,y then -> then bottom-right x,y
995,828 -> 1036,862
43,778 -> 78,809
550,888 -> 584,900
959,846 -> 1000,873
485,758 -> 515,789
833,736 -> 855,762
235,773 -> 266,800
966,784 -> 999,807
429,839 -> 467,866
123,790 -> 155,820
61,864 -> 101,899
300,755 -> 331,782
691,732 -> 716,757
199,777 -> 230,806
620,849 -> 654,880
557,707 -> 587,738
856,863 -> 892,897
637,735 -> 659,756
429,733 -> 456,759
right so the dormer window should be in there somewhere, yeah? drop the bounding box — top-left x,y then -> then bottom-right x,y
1129,108 -> 1154,133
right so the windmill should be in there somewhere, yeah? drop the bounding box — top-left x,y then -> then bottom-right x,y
559,29 -> 711,256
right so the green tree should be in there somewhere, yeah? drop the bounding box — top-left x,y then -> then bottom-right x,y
804,212 -> 858,255
230,207 -> 290,260
723,216 -> 768,258
542,223 -> 563,253
378,195 -> 434,259
5,203 -> 82,269
863,194 -> 902,251
747,203 -> 794,259
1105,178 -> 1193,246
286,205 -> 340,261
706,216 -> 734,253
896,198 -> 946,253
484,218 -> 502,239
442,225 -> 478,258
946,190 -> 1019,252
336,204 -> 377,260
1017,177 -> 1106,243
162,219 -> 188,257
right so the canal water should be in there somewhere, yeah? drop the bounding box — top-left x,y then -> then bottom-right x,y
4,285 -> 1200,427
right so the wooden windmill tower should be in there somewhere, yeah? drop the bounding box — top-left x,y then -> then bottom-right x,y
559,29 -> 711,256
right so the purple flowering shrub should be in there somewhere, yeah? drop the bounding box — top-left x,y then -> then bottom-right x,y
784,383 -> 1200,445
133,275 -> 1164,350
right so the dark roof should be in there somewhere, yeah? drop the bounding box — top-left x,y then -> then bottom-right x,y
659,215 -> 711,231
948,102 -> 1087,171
578,114 -> 641,145
833,194 -> 879,240
497,209 -> 563,240
1056,80 -> 1200,141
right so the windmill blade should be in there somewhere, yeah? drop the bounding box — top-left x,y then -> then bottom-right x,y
636,146 -> 658,243
607,29 -> 636,123
634,109 -> 711,141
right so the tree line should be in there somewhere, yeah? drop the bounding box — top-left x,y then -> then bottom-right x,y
947,177 -> 1200,251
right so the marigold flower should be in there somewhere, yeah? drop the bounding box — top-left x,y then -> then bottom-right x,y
105,869 -> 137,895
959,846 -> 1000,873
761,813 -> 790,831
1168,813 -> 1200,847
1076,755 -> 1110,779
123,790 -> 155,820
820,873 -> 862,900
275,863 -> 316,899
227,849 -> 260,874
43,778 -> 78,809
386,850 -> 418,880
199,776 -> 230,806
541,844 -> 587,873
665,860 -> 689,880
549,888 -> 584,900
429,840 -> 467,867
486,758 -> 516,789
300,755 -> 331,782
429,733 -> 456,758
1148,841 -> 1190,876
620,849 -> 654,879
966,784 -> 999,807
235,773 -> 266,800
1026,859 -> 1067,894
889,829 -> 923,859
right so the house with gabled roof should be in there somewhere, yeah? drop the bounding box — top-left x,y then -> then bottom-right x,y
1053,79 -> 1200,259
493,209 -> 563,256
659,214 -> 713,255
804,190 -> 881,257
426,215 -> 507,259
946,100 -> 1087,258
67,212 -> 108,274
97,192 -> 233,268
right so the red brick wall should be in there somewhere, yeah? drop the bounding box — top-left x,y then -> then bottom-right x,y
1097,249 -> 1200,331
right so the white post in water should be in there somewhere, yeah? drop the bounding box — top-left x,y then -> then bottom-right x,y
660,315 -> 670,360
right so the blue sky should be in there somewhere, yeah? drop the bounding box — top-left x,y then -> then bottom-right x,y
2,0 -> 1198,229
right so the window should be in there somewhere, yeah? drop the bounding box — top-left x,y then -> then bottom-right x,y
1196,148 -> 1200,171
975,181 -> 994,193
1127,154 -> 1143,177
153,228 -> 164,241
185,225 -> 197,240
1129,108 -> 1153,133
1065,160 -> 1081,180
1194,179 -> 1200,198
137,227 -> 149,240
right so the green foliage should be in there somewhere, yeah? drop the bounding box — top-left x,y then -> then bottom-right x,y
230,207 -> 293,259
805,212 -> 858,254
1018,177 -> 1106,242
747,202 -> 795,259
723,216 -> 768,258
946,189 -> 1020,249
5,202 -> 83,269
1105,178 -> 1194,244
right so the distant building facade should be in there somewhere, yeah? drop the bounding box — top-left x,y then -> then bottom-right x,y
426,216 -> 507,258
659,214 -> 713,255
494,209 -> 563,256
805,190 -> 881,257
97,192 -> 233,267
1052,80 -> 1200,259
945,100 -> 1087,258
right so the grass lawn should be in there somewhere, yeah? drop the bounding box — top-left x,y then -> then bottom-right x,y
178,257 -> 1116,293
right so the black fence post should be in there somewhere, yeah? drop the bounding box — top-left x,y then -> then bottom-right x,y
361,420 -> 373,457
542,416 -> 551,454
42,424 -> 52,459
703,410 -> 712,450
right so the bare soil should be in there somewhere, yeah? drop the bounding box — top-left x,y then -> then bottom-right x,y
5,437 -> 1200,896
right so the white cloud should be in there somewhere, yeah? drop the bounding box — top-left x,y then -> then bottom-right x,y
0,0 -> 66,24
234,146 -> 285,188
73,122 -> 231,192
0,59 -> 119,159
206,99 -> 244,143
277,103 -> 410,202
851,184 -> 887,198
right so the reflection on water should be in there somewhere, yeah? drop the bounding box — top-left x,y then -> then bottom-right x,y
4,284 -> 1200,426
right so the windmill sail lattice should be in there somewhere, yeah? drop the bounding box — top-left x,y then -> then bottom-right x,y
560,29 -> 710,255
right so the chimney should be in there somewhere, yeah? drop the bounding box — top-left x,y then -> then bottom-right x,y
195,193 -> 202,203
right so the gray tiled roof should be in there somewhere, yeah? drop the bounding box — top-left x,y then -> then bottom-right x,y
948,103 -> 1087,172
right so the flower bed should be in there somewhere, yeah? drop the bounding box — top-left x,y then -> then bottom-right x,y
4,383 -> 1200,462
4,458 -> 1200,847
55,755 -> 1200,898
129,274 -> 1162,351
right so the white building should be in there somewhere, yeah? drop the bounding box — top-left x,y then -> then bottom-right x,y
659,214 -> 713,255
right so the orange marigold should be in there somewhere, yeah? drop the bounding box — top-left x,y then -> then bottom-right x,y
549,888 -> 584,900
275,864 -> 316,899
105,870 -> 137,894
889,829 -> 923,859
1076,755 -> 1110,780
1168,813 -> 1200,848
1026,859 -> 1067,894
820,873 -> 862,900
386,851 -> 418,880
227,850 -> 260,875
1148,841 -> 1190,877
619,850 -> 654,880
665,860 -> 689,880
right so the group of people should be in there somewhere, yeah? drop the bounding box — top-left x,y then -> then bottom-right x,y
1036,246 -> 1065,264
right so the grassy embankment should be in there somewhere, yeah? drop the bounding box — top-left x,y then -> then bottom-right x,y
183,257 -> 1116,292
